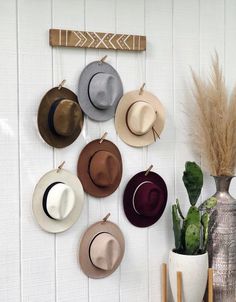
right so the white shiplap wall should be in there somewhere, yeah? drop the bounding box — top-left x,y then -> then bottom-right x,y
1,0 -> 236,301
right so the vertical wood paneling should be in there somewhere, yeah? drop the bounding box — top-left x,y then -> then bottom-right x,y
52,1 -> 88,301
225,0 -> 236,198
18,0 -> 55,301
84,1 -> 120,301
116,1 -> 148,302
173,0 -> 200,220
0,1 -> 20,301
200,0 -> 225,201
145,0 -> 174,301
2,0 -> 236,301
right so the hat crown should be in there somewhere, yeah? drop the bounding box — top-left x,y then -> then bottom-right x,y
133,181 -> 163,217
46,183 -> 75,220
127,101 -> 156,136
89,150 -> 120,187
53,99 -> 81,136
89,73 -> 119,110
90,232 -> 121,271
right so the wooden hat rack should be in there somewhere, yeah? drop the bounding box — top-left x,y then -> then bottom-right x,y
161,263 -> 214,302
49,28 -> 146,51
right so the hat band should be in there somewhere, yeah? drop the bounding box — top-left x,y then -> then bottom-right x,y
132,181 -> 153,215
48,99 -> 64,135
42,181 -> 63,219
88,72 -> 107,111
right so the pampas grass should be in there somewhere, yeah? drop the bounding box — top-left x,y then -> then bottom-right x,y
190,53 -> 236,176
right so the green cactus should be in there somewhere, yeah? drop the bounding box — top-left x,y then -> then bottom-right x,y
201,212 -> 210,251
172,204 -> 182,251
185,224 -> 201,255
182,161 -> 203,206
199,197 -> 217,212
176,198 -> 185,219
172,162 -> 217,255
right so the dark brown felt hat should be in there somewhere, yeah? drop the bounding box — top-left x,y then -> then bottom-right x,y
38,86 -> 84,148
123,170 -> 168,228
77,139 -> 122,197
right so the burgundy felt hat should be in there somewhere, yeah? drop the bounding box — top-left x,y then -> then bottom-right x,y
123,170 -> 168,227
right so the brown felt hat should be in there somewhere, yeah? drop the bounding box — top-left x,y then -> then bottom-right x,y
79,215 -> 125,279
38,86 -> 84,148
77,138 -> 122,197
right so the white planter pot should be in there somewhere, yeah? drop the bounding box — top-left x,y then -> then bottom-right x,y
169,250 -> 208,302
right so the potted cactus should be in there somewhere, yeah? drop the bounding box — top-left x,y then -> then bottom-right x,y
169,162 -> 217,302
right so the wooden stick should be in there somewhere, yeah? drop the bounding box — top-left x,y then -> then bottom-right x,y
177,272 -> 182,302
57,161 -> 65,173
99,132 -> 108,144
208,268 -> 213,302
145,165 -> 153,176
161,263 -> 167,302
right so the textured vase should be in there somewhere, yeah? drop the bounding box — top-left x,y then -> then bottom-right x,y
169,251 -> 208,302
208,176 -> 236,301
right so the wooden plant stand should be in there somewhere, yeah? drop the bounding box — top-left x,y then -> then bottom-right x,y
161,263 -> 213,302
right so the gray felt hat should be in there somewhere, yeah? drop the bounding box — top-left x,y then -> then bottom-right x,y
78,60 -> 123,121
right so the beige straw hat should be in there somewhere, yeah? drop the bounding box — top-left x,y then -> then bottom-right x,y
115,86 -> 165,147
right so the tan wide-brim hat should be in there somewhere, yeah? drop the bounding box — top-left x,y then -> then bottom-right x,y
115,89 -> 165,147
79,217 -> 125,279
77,138 -> 122,197
32,168 -> 84,233
38,86 -> 84,148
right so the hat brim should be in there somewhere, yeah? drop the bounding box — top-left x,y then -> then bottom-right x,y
78,61 -> 123,122
79,221 -> 125,279
77,139 -> 122,197
38,87 -> 84,148
32,169 -> 84,233
115,90 -> 165,147
123,171 -> 168,227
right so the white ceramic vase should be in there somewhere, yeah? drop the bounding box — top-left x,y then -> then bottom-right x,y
169,250 -> 208,302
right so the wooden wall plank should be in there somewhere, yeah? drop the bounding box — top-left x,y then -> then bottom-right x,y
84,1 -> 120,301
116,1 -> 149,302
173,0 -> 200,219
200,0 -> 225,201
18,0 -> 55,301
225,0 -> 236,198
145,0 -> 174,301
52,1 -> 88,302
0,1 -> 20,301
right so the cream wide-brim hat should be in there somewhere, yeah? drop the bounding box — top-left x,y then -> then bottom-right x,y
115,90 -> 165,147
32,169 -> 84,233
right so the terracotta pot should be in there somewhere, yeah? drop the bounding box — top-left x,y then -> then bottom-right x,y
169,250 -> 208,302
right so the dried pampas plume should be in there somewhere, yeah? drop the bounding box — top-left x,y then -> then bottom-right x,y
190,53 -> 236,176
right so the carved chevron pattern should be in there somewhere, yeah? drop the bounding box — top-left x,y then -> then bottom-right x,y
49,29 -> 146,51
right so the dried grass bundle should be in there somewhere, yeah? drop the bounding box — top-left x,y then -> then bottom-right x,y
190,53 -> 236,176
